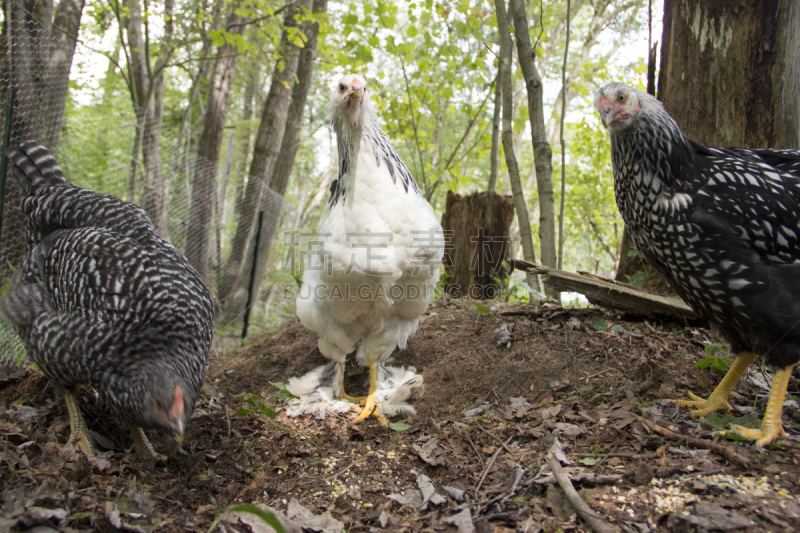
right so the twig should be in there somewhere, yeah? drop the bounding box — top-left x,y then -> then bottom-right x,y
325,460 -> 366,482
464,432 -> 485,469
474,436 -> 512,493
476,425 -> 514,453
546,450 -> 616,533
10,385 -> 37,407
636,415 -> 753,468
225,405 -> 231,438
589,444 -> 616,473
534,473 -> 623,486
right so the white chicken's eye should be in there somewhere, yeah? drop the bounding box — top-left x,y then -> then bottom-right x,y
339,84 -> 346,91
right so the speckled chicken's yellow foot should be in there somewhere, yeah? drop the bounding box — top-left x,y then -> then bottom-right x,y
718,365 -> 792,448
131,426 -> 167,462
665,390 -> 734,418
64,391 -> 98,458
663,352 -> 756,418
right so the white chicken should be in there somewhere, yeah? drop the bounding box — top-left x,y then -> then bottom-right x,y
287,74 -> 444,424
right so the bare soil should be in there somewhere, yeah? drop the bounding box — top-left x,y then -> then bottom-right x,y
3,300 -> 800,532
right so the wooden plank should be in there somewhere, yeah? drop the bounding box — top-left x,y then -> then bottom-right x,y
510,259 -> 702,322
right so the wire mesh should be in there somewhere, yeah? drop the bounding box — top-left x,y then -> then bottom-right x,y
0,0 -> 289,366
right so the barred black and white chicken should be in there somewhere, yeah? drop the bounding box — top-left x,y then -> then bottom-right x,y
287,74 -> 444,425
0,142 -> 213,465
596,82 -> 800,447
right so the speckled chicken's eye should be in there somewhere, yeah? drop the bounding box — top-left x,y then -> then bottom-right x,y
617,94 -> 625,103
339,83 -> 346,91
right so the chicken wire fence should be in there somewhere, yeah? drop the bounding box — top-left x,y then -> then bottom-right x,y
0,0 -> 291,366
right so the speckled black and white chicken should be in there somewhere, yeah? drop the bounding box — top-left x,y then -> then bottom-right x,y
596,82 -> 800,447
287,74 -> 444,424
0,142 -> 213,464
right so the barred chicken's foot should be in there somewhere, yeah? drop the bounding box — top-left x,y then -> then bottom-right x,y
131,426 -> 167,462
62,391 -> 111,470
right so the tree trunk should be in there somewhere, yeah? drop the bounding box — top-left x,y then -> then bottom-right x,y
251,0 -> 327,296
185,1 -> 245,281
495,0 -> 542,294
441,191 -> 515,299
123,0 -> 172,238
508,0 -> 557,297
218,0 -> 314,321
0,0 -> 84,282
658,0 -> 799,149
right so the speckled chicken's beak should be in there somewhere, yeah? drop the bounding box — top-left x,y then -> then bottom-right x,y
599,107 -> 619,128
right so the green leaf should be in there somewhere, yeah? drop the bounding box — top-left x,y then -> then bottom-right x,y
579,457 -> 601,466
609,324 -> 624,335
437,324 -> 447,329
592,319 -> 608,331
389,422 -> 410,431
238,407 -> 255,417
695,356 -> 713,370
226,505 -> 287,533
342,13 -> 358,25
475,303 -> 490,314
407,25 -> 419,37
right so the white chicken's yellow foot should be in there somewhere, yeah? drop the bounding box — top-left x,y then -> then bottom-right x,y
354,393 -> 388,426
718,365 -> 792,448
663,352 -> 756,417
352,359 -> 388,426
335,362 -> 366,404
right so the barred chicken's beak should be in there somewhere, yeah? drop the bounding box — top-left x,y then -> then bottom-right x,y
173,420 -> 185,444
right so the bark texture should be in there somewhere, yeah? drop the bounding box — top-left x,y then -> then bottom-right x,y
441,191 -> 515,299
658,0 -> 799,149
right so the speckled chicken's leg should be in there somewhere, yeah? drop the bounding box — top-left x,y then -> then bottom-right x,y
64,391 -> 98,457
130,426 -> 167,462
664,352 -> 756,417
354,359 -> 388,426
719,365 -> 791,448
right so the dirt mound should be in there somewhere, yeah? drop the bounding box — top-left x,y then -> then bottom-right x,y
2,300 -> 800,532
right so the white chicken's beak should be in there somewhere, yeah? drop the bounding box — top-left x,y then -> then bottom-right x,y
349,88 -> 362,100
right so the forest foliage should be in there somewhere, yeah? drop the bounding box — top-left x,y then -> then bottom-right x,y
11,0 -> 655,329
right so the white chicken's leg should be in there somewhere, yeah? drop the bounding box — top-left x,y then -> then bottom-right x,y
336,361 -> 366,404
354,354 -> 388,426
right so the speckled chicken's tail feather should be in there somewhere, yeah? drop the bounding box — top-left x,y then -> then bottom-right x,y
5,140 -> 68,196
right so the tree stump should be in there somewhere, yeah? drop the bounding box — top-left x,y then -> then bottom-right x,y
440,191 -> 515,299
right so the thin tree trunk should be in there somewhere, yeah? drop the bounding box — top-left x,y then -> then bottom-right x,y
218,0 -> 313,320
495,0 -> 541,294
508,0 -> 557,297
250,0 -> 327,292
0,0 -> 84,281
123,0 -> 172,237
484,70 -> 502,227
186,1 -> 245,281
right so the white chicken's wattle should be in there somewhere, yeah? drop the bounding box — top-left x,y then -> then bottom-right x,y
287,74 -> 444,424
